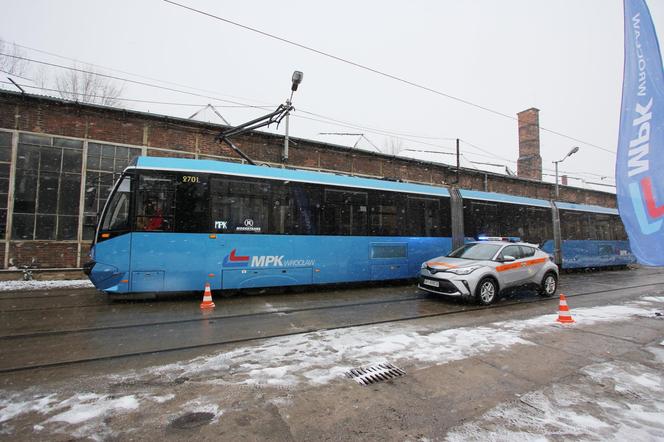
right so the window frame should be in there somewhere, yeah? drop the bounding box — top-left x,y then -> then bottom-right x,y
12,134 -> 83,241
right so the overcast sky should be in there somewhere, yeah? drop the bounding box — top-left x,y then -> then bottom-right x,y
1,0 -> 663,193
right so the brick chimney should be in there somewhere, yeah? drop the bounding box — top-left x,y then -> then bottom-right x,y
561,175 -> 568,186
517,108 -> 542,180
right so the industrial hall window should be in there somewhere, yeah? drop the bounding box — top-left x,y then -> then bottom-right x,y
0,132 -> 11,237
13,134 -> 83,240
83,143 -> 142,240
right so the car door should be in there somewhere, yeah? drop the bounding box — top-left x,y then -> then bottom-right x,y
519,245 -> 544,283
496,245 -> 528,287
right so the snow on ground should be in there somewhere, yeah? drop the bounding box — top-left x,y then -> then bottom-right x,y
0,392 -> 143,441
445,360 -> 664,441
137,297 -> 664,388
0,279 -> 93,292
0,395 -> 56,424
46,394 -> 138,425
1,295 -> 663,438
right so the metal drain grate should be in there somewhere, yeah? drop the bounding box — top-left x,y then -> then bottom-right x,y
345,362 -> 405,385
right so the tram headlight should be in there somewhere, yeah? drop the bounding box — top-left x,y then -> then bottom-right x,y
446,265 -> 481,275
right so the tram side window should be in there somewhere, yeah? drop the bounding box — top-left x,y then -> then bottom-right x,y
521,207 -> 554,245
289,183 -> 321,234
591,213 -> 612,240
463,200 -> 499,238
438,197 -> 452,237
560,210 -> 593,240
559,210 -> 623,240
610,215 -> 628,240
369,191 -> 405,236
320,189 -> 368,235
135,173 -> 175,231
463,200 -> 552,245
173,173 -> 209,233
579,212 -> 627,241
210,177 -> 270,234
101,175 -> 131,232
406,197 -> 441,237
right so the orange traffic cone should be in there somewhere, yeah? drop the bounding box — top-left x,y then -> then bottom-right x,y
200,283 -> 215,309
555,293 -> 575,324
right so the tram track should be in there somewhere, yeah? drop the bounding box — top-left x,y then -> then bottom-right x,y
1,281 -> 662,374
5,277 -> 662,340
0,289 -> 97,301
0,271 -> 649,314
0,294 -> 431,340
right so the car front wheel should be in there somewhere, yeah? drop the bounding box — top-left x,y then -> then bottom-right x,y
476,277 -> 498,305
539,272 -> 557,297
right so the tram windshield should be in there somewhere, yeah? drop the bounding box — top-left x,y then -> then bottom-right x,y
100,176 -> 131,233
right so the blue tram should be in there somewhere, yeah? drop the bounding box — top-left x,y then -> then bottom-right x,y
85,157 -> 634,294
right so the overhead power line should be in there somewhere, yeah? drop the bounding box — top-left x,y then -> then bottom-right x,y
0,52 -> 276,110
8,42 -> 274,107
0,81 -> 272,108
297,112 -> 616,182
6,43 -> 462,143
162,0 -> 616,155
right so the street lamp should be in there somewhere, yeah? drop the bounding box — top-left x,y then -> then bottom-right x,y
553,146 -> 579,197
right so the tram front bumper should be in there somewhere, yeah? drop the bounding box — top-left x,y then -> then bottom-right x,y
86,261 -> 127,292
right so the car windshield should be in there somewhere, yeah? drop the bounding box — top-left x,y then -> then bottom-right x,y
447,243 -> 502,260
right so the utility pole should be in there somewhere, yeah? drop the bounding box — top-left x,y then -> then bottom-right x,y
283,107 -> 290,162
283,71 -> 303,163
456,138 -> 460,185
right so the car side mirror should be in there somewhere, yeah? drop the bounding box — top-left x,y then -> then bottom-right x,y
502,255 -> 516,262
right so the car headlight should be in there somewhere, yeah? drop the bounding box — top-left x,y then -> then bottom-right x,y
446,265 -> 481,275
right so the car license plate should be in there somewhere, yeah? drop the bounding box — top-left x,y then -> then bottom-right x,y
423,279 -> 439,287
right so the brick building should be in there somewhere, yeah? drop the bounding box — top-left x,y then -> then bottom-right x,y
0,90 -> 616,269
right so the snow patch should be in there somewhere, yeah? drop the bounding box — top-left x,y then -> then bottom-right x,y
46,394 -> 138,425
447,361 -> 664,441
0,395 -> 56,423
0,279 -> 93,292
146,394 -> 175,404
641,296 -> 664,303
142,323 -> 532,388
262,302 -> 279,312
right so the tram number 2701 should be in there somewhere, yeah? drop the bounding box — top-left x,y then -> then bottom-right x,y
182,175 -> 200,183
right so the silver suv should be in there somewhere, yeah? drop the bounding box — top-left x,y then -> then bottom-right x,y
419,241 -> 559,305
